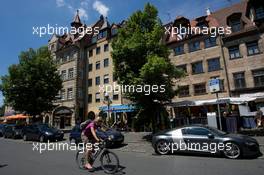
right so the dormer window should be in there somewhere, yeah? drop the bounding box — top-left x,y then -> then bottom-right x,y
230,19 -> 241,32
256,6 -> 264,20
227,13 -> 243,32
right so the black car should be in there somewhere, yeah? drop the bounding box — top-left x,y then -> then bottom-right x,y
0,124 -> 6,137
69,125 -> 124,146
152,125 -> 261,159
3,125 -> 24,139
22,124 -> 64,142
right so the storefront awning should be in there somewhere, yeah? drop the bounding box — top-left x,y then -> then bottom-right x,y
4,114 -> 31,120
171,95 -> 264,107
99,104 -> 137,113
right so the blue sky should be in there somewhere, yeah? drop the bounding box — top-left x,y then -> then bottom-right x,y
0,0 -> 240,106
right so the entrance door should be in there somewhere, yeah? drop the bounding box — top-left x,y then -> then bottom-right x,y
60,116 -> 65,129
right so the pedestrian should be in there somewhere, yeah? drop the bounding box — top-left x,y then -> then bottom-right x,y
255,108 -> 263,128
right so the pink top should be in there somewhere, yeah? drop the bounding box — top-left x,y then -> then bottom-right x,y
84,121 -> 96,138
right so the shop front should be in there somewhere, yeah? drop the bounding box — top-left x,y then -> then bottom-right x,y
52,106 -> 73,129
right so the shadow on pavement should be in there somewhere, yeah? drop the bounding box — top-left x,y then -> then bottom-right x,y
0,164 -> 8,168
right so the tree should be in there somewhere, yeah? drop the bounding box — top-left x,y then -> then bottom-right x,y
111,3 -> 183,132
0,46 -> 62,118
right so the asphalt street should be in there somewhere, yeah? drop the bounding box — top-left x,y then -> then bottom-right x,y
0,137 -> 264,175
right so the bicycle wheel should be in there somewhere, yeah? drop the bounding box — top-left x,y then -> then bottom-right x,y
75,150 -> 86,170
100,150 -> 119,174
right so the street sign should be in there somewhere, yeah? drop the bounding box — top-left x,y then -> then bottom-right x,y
209,79 -> 220,93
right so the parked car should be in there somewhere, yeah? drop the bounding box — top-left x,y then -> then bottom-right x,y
69,124 -> 124,146
22,124 -> 64,142
152,124 -> 261,159
3,125 -> 24,139
0,124 -> 6,137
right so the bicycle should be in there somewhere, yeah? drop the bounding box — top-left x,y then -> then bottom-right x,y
76,138 -> 119,174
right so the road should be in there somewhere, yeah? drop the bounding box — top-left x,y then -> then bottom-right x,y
0,137 -> 264,175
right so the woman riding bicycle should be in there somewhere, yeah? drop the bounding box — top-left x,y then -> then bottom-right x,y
82,116 -> 103,171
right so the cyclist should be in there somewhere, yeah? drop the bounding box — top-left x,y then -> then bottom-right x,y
82,116 -> 103,171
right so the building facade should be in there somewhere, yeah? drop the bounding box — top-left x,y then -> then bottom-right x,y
47,13 -> 125,129
165,0 -> 264,127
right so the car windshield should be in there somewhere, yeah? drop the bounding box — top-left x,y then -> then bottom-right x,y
38,124 -> 55,131
207,126 -> 227,136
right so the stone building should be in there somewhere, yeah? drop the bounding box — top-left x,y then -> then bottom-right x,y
165,0 -> 264,126
47,11 -> 129,129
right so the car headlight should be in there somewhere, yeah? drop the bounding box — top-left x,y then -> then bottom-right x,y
108,135 -> 114,140
45,131 -> 53,135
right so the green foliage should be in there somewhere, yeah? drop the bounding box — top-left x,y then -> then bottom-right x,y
0,105 -> 4,116
111,3 -> 183,132
0,46 -> 62,116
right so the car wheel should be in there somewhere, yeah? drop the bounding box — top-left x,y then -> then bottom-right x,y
40,135 -> 45,142
223,142 -> 241,159
4,134 -> 7,138
155,140 -> 171,155
23,134 -> 28,141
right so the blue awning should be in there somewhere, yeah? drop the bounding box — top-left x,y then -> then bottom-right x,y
99,104 -> 137,113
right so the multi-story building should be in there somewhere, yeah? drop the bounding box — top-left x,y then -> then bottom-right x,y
47,12 -> 130,129
165,0 -> 264,126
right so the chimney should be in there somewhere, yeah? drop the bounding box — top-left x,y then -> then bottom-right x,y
206,7 -> 211,16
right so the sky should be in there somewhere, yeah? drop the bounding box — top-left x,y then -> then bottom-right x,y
0,0 -> 241,106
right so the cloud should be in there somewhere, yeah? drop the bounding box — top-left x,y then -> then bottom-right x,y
78,8 -> 88,20
92,0 -> 109,17
56,0 -> 65,7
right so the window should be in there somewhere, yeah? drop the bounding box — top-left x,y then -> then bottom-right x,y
253,69 -> 264,87
104,44 -> 109,52
233,72 -> 246,89
67,88 -> 73,99
194,83 -> 206,95
95,76 -> 100,85
113,74 -> 117,82
230,19 -> 241,32
192,61 -> 203,74
113,93 -> 119,100
189,41 -> 200,52
174,45 -> 184,55
88,50 -> 93,57
78,89 -> 82,98
92,36 -> 97,43
96,47 -> 101,55
205,37 -> 216,48
98,30 -> 107,39
96,61 -> 100,70
68,68 -> 74,79
88,79 -> 92,87
183,127 -> 210,136
229,46 -> 241,59
179,85 -> 189,97
61,89 -> 66,100
88,64 -> 93,72
207,58 -> 220,72
61,70 -> 67,80
176,64 -> 187,73
95,93 -> 100,103
104,74 -> 109,84
247,41 -> 260,56
256,7 -> 264,20
104,58 -> 109,67
88,94 -> 92,103
111,28 -> 118,35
